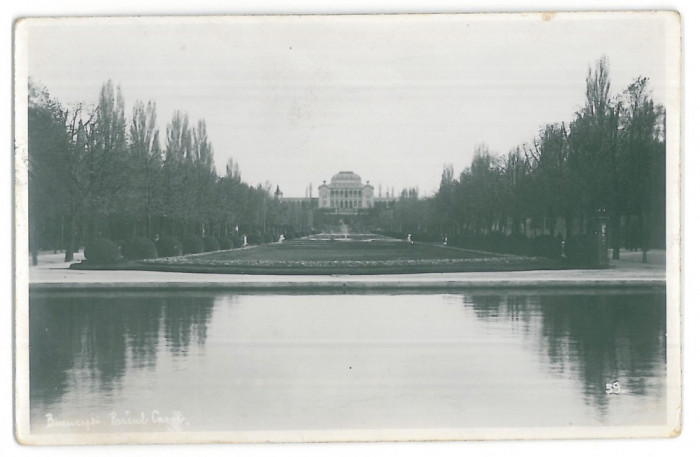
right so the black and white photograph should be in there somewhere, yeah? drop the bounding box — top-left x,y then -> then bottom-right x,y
13,9 -> 683,448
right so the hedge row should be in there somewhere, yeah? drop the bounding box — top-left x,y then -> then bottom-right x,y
83,234 -> 243,264
84,238 -> 123,264
379,230 -> 601,264
447,232 -> 565,260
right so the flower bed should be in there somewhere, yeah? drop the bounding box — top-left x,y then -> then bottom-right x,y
139,256 -> 536,268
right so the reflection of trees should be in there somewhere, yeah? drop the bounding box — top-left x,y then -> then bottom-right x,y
470,294 -> 535,326
539,293 -> 666,412
123,297 -> 163,370
467,291 -> 666,414
29,293 -> 76,406
163,299 -> 212,355
29,292 -> 215,410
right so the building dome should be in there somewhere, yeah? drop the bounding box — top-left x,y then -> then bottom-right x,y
330,171 -> 362,186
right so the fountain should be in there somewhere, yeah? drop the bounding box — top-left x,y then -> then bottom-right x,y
339,220 -> 349,239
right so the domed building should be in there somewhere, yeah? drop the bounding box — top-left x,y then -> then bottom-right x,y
318,171 -> 374,213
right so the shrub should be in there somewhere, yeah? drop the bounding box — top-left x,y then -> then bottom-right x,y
484,232 -> 508,253
156,236 -> 183,257
84,237 -> 123,264
505,232 -> 530,255
453,233 -> 478,250
412,231 -> 441,243
217,237 -> 233,250
181,234 -> 205,254
203,236 -> 220,252
532,235 -> 562,259
123,237 -> 158,260
565,234 -> 597,265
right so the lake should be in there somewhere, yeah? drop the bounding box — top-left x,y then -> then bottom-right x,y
28,288 -> 667,436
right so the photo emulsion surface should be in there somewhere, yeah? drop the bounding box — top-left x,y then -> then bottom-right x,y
14,12 -> 681,444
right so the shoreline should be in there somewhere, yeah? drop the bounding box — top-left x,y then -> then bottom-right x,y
29,280 -> 665,292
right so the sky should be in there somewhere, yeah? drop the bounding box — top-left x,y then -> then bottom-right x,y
23,12 -> 675,197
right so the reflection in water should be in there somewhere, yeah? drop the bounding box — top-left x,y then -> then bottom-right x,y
29,292 -> 214,420
29,289 -> 666,434
468,291 -> 666,419
163,299 -> 212,356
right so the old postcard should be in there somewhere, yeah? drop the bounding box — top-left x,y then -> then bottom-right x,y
13,11 -> 681,445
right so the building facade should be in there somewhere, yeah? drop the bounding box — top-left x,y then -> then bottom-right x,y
318,171 -> 374,213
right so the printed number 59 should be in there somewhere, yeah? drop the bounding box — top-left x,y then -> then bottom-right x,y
606,381 -> 621,394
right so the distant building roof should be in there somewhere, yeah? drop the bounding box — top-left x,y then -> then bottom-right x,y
330,171 -> 362,185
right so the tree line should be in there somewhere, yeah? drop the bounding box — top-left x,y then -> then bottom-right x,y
380,57 -> 665,260
28,56 -> 665,264
28,80 -> 307,262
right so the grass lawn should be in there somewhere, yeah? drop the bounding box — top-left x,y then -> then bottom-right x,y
100,234 -> 565,275
194,239 -> 486,262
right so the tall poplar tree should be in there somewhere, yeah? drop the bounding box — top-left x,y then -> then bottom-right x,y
129,100 -> 162,236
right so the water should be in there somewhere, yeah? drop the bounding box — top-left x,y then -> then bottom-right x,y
29,289 -> 667,435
